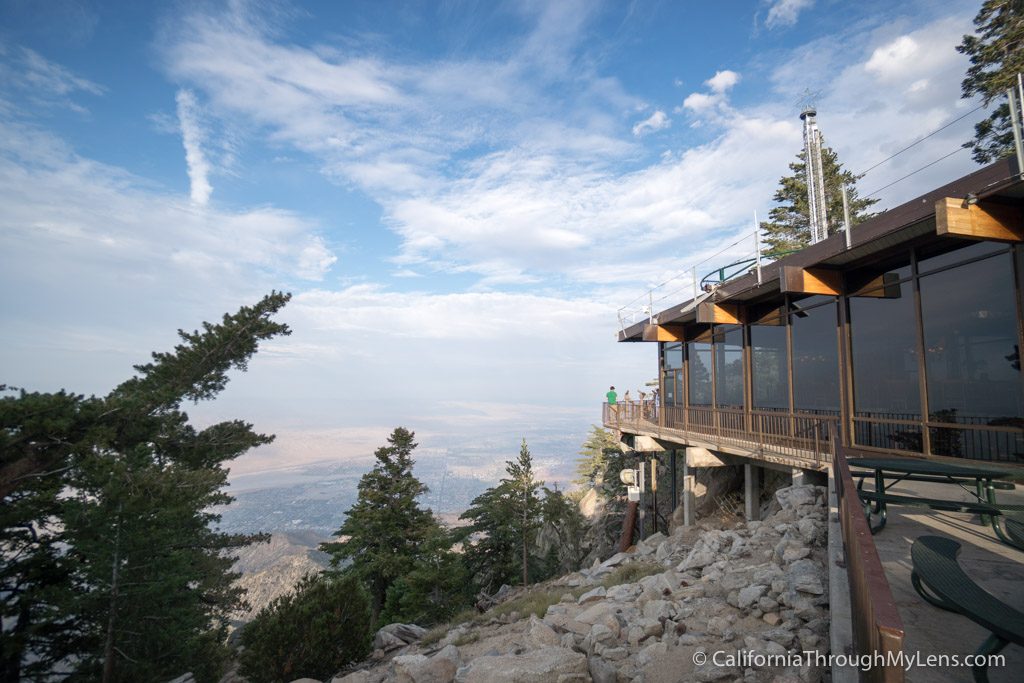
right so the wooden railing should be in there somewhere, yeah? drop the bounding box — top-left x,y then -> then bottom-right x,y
833,427 -> 905,682
603,402 -> 835,467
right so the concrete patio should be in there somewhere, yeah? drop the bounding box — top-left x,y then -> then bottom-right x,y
864,478 -> 1024,682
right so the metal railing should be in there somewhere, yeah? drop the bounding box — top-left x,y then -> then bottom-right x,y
602,402 -> 835,467
833,426 -> 906,682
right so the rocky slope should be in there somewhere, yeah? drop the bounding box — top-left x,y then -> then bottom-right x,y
328,484 -> 830,683
231,531 -> 331,619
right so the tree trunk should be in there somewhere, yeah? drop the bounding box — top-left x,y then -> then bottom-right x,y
521,493 -> 529,586
102,509 -> 122,683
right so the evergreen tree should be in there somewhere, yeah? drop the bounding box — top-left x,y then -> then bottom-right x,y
380,524 -> 473,626
460,440 -> 542,589
322,428 -> 436,617
239,572 -> 372,683
0,389 -> 97,681
503,440 -> 542,587
958,0 -> 1024,163
1,292 -> 291,682
573,426 -> 620,488
458,483 -> 520,592
539,486 -> 587,575
760,145 -> 877,256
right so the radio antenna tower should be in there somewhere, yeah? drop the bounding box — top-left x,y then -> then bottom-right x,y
801,107 -> 829,244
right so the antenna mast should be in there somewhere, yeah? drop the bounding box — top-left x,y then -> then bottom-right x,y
801,108 -> 829,244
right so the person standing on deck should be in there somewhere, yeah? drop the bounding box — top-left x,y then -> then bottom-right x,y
606,386 -> 618,419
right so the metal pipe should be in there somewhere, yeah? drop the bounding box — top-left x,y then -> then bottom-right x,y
841,184 -> 852,249
1010,75 -> 1024,179
754,215 -> 763,284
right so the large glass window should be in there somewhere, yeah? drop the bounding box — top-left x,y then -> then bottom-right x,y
662,343 -> 683,406
750,324 -> 788,410
688,342 -> 712,406
849,280 -> 921,450
920,252 -> 1022,458
791,301 -> 840,413
714,326 -> 744,407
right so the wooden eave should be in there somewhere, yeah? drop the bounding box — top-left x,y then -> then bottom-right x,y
618,158 -> 1021,342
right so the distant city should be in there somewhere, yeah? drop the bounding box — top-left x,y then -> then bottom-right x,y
215,426 -> 588,535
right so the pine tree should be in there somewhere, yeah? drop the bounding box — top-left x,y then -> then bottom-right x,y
760,145 -> 877,256
573,426 -> 620,488
458,483 -> 520,592
539,486 -> 587,575
239,572 -> 372,683
322,427 -> 436,617
958,0 -> 1024,163
380,524 -> 473,626
504,440 -> 542,587
1,292 -> 292,682
460,440 -> 542,589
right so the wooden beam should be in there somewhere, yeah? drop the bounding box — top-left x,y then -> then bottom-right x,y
640,323 -> 686,342
779,266 -> 842,295
849,272 -> 903,299
935,197 -> 1024,242
696,302 -> 742,325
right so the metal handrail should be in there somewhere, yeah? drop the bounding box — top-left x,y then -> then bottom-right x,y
603,402 -> 835,466
833,425 -> 905,682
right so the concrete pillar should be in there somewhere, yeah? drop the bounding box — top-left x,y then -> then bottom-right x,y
792,467 -> 807,487
682,452 -> 695,526
744,463 -> 761,521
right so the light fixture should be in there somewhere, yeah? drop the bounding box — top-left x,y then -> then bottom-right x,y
961,193 -> 978,209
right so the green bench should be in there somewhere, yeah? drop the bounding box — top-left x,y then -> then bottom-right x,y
911,536 -> 1024,683
857,490 -> 1024,548
1007,515 -> 1024,549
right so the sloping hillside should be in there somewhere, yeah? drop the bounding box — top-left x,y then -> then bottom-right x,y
232,531 -> 331,619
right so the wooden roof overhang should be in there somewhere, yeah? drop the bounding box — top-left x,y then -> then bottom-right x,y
620,158 -> 1024,343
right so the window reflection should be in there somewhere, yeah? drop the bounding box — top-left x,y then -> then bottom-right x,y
688,342 -> 712,406
849,282 -> 921,451
920,253 -> 1022,443
751,325 -> 788,410
791,302 -> 839,413
714,327 -> 744,408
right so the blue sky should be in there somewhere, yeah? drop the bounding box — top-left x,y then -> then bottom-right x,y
0,0 -> 992,483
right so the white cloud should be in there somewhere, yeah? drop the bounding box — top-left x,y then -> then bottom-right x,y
0,45 -> 104,113
0,120 -> 338,377
681,91 -> 718,113
632,110 -> 670,136
680,70 -> 741,117
765,0 -> 815,29
175,89 -> 213,205
706,70 -> 740,94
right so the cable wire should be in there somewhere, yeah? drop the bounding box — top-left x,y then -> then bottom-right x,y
857,104 -> 983,177
862,145 -> 968,199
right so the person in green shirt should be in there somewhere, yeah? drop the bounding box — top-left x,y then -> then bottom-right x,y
606,386 -> 617,406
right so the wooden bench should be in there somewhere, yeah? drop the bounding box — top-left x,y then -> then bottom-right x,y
911,536 -> 1024,683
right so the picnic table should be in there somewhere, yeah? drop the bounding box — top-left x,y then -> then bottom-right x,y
848,457 -> 1022,548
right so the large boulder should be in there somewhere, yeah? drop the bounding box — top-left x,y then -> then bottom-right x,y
391,645 -> 460,683
374,623 -> 427,650
453,647 -> 589,682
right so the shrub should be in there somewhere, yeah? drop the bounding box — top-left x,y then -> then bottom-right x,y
239,572 -> 372,683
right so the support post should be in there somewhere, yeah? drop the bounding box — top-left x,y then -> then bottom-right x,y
841,184 -> 852,249
669,449 -> 678,512
744,463 -> 761,521
1008,75 -> 1024,178
792,467 -> 807,487
682,451 -> 695,527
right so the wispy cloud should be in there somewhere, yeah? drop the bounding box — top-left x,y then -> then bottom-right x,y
632,110 -> 670,136
765,0 -> 815,29
175,89 -> 213,205
0,44 -> 103,113
0,119 -> 338,387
